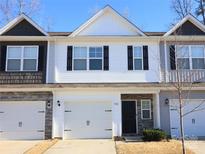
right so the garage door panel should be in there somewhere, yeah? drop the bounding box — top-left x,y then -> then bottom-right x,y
64,102 -> 112,139
0,101 -> 45,140
0,131 -> 44,140
170,100 -> 205,138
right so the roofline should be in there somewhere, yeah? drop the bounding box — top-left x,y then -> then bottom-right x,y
70,5 -> 146,37
0,14 -> 48,36
164,14 -> 205,36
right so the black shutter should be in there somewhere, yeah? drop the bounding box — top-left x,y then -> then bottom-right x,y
127,46 -> 133,70
103,46 -> 109,70
143,45 -> 149,70
170,45 -> 176,70
67,46 -> 73,71
38,45 -> 46,71
0,45 -> 7,71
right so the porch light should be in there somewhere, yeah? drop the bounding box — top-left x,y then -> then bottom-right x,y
165,98 -> 169,105
57,100 -> 61,107
47,100 -> 51,108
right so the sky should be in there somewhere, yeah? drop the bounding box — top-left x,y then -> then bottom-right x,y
4,0 -> 178,32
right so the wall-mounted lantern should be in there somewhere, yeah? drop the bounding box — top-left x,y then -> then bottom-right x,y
47,100 -> 51,108
165,98 -> 169,105
57,100 -> 61,107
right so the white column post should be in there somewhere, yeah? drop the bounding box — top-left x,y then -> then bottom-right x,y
112,93 -> 122,137
153,92 -> 161,129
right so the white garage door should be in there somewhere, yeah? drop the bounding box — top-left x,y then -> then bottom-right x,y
64,102 -> 112,139
170,99 -> 205,139
0,101 -> 45,140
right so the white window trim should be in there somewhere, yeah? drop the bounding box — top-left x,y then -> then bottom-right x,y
141,99 -> 152,120
6,45 -> 39,72
176,45 -> 205,70
72,46 -> 104,71
133,46 -> 143,70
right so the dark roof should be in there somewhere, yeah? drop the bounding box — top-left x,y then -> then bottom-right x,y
145,32 -> 166,36
47,31 -> 165,36
48,32 -> 72,36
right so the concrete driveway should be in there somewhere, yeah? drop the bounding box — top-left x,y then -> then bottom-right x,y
0,140 -> 41,154
45,139 -> 116,154
186,140 -> 205,154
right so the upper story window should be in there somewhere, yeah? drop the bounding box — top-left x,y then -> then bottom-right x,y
73,46 -> 103,70
73,47 -> 87,70
176,45 -> 205,70
133,46 -> 143,70
6,46 -> 38,71
176,46 -> 190,69
89,47 -> 103,70
191,46 -> 205,69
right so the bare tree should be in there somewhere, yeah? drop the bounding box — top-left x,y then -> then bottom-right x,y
166,28 -> 205,154
195,0 -> 205,24
171,0 -> 193,19
0,0 -> 40,26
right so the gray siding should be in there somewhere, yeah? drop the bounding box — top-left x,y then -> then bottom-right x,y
171,21 -> 205,35
2,19 -> 45,36
160,90 -> 205,135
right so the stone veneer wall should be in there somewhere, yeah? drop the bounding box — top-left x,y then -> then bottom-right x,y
121,94 -> 154,135
0,91 -> 53,139
0,72 -> 44,84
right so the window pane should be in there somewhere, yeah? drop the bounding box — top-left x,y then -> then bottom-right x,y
23,59 -> 37,71
142,101 -> 150,109
74,47 -> 87,58
134,59 -> 142,70
8,47 -> 21,58
89,47 -> 102,58
177,58 -> 190,69
192,58 -> 205,69
191,47 -> 204,58
142,110 -> 150,119
134,47 -> 142,58
89,59 -> 102,70
24,47 -> 38,58
74,59 -> 87,70
7,59 -> 21,71
177,46 -> 189,58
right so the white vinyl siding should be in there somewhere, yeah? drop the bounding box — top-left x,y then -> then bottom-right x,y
6,46 -> 38,72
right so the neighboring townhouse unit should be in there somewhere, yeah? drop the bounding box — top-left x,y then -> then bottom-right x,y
0,5 -> 205,140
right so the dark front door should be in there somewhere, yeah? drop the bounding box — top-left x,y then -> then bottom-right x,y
122,101 -> 137,134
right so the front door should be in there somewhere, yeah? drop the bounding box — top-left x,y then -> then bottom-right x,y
122,101 -> 137,134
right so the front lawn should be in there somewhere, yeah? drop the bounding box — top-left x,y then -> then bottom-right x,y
116,140 -> 194,154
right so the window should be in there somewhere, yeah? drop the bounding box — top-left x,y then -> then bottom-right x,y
133,46 -> 143,70
6,46 -> 38,71
89,47 -> 103,70
73,47 -> 87,70
141,100 -> 151,119
176,46 -> 190,69
191,46 -> 205,69
176,45 -> 205,70
73,46 -> 103,70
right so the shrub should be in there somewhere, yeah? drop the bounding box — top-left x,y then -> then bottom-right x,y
142,129 -> 167,141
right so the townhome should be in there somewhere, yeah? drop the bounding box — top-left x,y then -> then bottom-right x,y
0,5 -> 205,140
